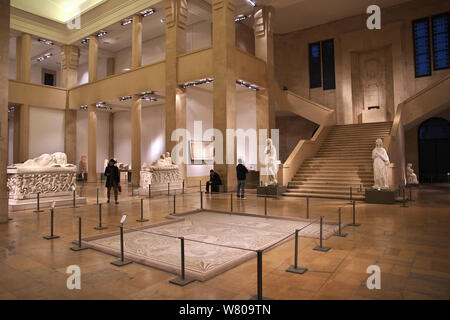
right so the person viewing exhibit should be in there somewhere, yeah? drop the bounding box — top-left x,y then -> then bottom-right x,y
206,169 -> 222,193
104,159 -> 121,204
236,158 -> 248,199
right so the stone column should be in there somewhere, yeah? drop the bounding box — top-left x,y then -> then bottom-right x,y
13,33 -> 31,163
61,45 -> 80,165
87,104 -> 97,183
87,36 -> 98,182
254,6 -> 275,132
212,0 -> 236,191
109,112 -> 114,159
165,0 -> 187,177
131,95 -> 141,186
130,14 -> 143,185
88,36 -> 98,83
0,0 -> 11,223
106,57 -> 115,76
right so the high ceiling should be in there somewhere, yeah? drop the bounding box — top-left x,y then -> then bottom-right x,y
11,0 -> 108,24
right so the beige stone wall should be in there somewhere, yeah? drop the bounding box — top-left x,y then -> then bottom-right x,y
236,22 -> 254,55
274,0 -> 450,125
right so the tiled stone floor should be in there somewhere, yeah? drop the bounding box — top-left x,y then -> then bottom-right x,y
0,182 -> 449,300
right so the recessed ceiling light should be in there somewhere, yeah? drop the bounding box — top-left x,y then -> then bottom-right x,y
246,0 -> 256,7
160,18 -> 166,23
38,38 -> 54,45
140,8 -> 155,17
121,18 -> 132,26
97,30 -> 108,37
81,38 -> 89,44
36,53 -> 52,62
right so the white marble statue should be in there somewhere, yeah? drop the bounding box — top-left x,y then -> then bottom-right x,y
407,163 -> 419,185
13,152 -> 75,169
264,138 -> 278,186
7,152 -> 77,200
372,138 -> 390,190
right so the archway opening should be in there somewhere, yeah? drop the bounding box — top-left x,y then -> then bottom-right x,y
418,117 -> 450,183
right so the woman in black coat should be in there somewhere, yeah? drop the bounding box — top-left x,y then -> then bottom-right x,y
104,159 -> 121,204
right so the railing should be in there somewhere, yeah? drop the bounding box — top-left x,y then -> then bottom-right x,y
8,79 -> 67,109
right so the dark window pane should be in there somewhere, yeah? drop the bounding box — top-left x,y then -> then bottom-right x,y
44,73 -> 54,86
413,18 -> 431,77
432,13 -> 450,70
321,39 -> 335,90
309,42 -> 321,88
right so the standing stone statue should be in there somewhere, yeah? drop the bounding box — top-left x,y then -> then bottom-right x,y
372,138 -> 390,190
264,138 -> 278,186
406,163 -> 419,184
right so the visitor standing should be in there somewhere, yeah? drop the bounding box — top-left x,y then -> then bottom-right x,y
105,159 -> 121,204
236,159 -> 248,199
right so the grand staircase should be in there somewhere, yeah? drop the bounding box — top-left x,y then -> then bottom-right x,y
284,121 -> 393,199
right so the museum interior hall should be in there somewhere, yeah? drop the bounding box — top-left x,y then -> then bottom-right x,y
0,0 -> 450,302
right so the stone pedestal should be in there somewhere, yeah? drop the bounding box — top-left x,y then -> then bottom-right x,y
365,189 -> 396,204
257,185 -> 286,198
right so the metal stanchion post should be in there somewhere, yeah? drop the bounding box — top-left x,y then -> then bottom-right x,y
131,184 -> 134,197
172,195 -> 176,215
409,186 -> 414,202
348,187 -> 353,204
43,207 -> 59,240
148,184 -> 152,198
250,250 -> 272,300
306,197 -> 309,219
199,180 -> 202,192
170,237 -> 195,286
71,190 -> 78,208
313,216 -> 331,252
70,217 -> 88,250
182,180 -> 185,194
401,187 -> 408,208
111,223 -> 132,266
348,200 -> 360,226
94,204 -> 107,230
200,191 -> 203,209
137,198 -> 149,222
34,192 -> 43,213
230,193 -> 233,213
168,182 -> 170,196
335,207 -> 348,237
264,196 -> 268,216
286,229 -> 308,274
96,188 -> 99,204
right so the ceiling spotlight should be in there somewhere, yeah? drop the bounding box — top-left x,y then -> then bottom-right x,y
140,8 -> 155,17
8,106 -> 15,113
180,78 -> 213,89
36,53 -> 53,62
141,96 -> 157,102
160,18 -> 166,23
140,90 -> 155,96
81,38 -> 89,44
235,14 -> 250,22
119,95 -> 132,101
38,38 -> 54,45
121,18 -> 132,26
246,0 -> 257,7
80,105 -> 88,110
95,102 -> 106,107
236,79 -> 260,91
96,30 -> 108,37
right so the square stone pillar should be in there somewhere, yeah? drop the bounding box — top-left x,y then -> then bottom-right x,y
131,14 -> 142,69
131,95 -> 142,186
0,0 -> 10,223
165,0 -> 187,178
88,36 -> 98,83
254,6 -> 276,132
61,45 -> 80,165
212,0 -> 236,191
13,33 -> 31,163
87,104 -> 97,183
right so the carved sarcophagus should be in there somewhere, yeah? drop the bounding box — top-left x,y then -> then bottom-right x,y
7,166 -> 77,200
140,167 -> 182,189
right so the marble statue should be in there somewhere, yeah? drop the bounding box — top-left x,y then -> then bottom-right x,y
7,152 -> 77,200
140,152 -> 181,189
407,163 -> 419,185
264,138 -> 278,186
372,138 -> 390,190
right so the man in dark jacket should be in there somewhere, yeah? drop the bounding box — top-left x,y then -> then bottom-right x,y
104,159 -> 121,204
206,169 -> 222,193
236,159 -> 248,199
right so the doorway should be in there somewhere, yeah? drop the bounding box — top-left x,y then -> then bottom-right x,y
418,117 -> 450,183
